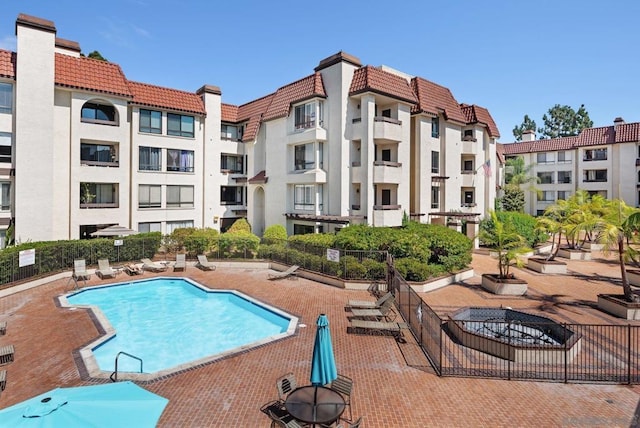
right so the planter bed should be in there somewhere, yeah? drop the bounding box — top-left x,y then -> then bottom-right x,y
597,294 -> 640,320
557,248 -> 591,261
481,273 -> 528,296
527,258 -> 567,274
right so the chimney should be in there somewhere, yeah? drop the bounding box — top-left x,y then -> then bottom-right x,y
614,117 -> 625,129
521,129 -> 536,142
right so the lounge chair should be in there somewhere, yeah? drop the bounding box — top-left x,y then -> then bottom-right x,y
96,259 -> 117,279
195,255 -> 216,271
349,319 -> 408,340
268,265 -> 300,280
347,292 -> 394,309
350,297 -> 397,321
0,369 -> 5,392
330,374 -> 354,422
67,259 -> 90,288
141,258 -> 167,272
173,253 -> 186,272
0,345 -> 14,365
123,264 -> 143,276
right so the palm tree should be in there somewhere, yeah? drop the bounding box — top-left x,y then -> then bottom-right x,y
501,156 -> 540,212
597,199 -> 640,303
478,211 -> 531,279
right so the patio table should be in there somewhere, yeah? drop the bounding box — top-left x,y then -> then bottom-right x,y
285,385 -> 345,427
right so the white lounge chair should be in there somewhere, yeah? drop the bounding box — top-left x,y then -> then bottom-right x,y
173,253 -> 186,272
195,255 -> 216,271
347,292 -> 394,309
96,259 -> 116,279
350,297 -> 397,321
67,259 -> 90,288
268,265 -> 299,280
141,258 -> 167,272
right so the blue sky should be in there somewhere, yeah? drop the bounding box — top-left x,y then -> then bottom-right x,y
1,0 -> 638,142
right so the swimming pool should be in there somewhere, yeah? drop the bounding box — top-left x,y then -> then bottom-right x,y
61,277 -> 297,380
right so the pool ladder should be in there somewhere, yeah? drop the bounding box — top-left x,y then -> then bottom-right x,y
110,351 -> 143,382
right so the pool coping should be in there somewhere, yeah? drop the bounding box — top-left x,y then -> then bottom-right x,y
57,276 -> 299,382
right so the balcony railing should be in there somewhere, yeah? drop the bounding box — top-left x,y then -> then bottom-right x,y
80,202 -> 118,209
81,160 -> 119,167
373,204 -> 401,210
374,116 -> 402,125
373,161 -> 402,167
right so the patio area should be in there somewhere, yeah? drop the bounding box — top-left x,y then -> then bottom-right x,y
0,252 -> 638,427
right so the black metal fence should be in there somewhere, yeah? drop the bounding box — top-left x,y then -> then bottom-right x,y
390,265 -> 640,384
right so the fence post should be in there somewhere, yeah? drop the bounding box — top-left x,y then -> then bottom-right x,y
507,322 -> 511,381
629,324 -> 632,385
563,323 -> 568,384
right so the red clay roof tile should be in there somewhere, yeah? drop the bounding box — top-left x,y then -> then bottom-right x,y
411,77 -> 466,123
616,123 -> 640,143
55,53 -> 131,97
573,126 -> 615,146
263,73 -> 326,122
0,50 -> 16,79
349,66 -> 417,104
221,104 -> 239,122
460,104 -> 500,138
128,81 -> 205,115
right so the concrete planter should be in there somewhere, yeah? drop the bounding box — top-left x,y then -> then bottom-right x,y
557,248 -> 591,260
597,294 -> 640,320
527,258 -> 567,274
481,273 -> 528,296
582,241 -> 603,251
627,270 -> 640,287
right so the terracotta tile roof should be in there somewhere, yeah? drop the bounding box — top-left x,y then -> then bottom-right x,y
248,170 -> 268,184
349,66 -> 417,104
263,73 -> 326,121
55,53 -> 131,97
237,94 -> 275,142
460,104 -> 500,138
616,122 -> 640,143
128,81 -> 205,115
221,104 -> 239,122
410,77 -> 466,123
495,143 -> 505,164
0,50 -> 16,79
573,126 -> 615,146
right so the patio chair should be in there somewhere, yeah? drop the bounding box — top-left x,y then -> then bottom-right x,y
349,319 -> 408,341
195,255 -> 216,271
0,345 -> 14,365
0,369 -> 5,392
350,297 -> 397,321
268,409 -> 305,428
0,321 -> 6,335
335,416 -> 362,428
141,258 -> 168,273
96,259 -> 117,279
173,253 -> 186,272
123,264 -> 144,276
347,291 -> 394,309
268,265 -> 300,281
330,374 -> 354,422
67,259 -> 90,288
276,372 -> 297,402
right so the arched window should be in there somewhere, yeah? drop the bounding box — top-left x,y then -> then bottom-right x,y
81,100 -> 117,125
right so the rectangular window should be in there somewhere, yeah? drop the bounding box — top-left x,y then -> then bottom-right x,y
80,183 -> 117,207
167,113 -> 195,137
463,160 -> 474,172
138,222 -> 161,233
537,171 -> 554,184
294,102 -> 316,130
166,185 -> 194,208
293,224 -> 314,235
0,132 -> 11,163
0,83 -> 12,113
536,210 -> 546,216
220,186 -> 244,205
138,184 -> 161,208
381,189 -> 391,206
294,143 -> 316,171
81,143 -> 116,166
294,184 -> 317,210
139,146 -> 162,171
583,169 -> 607,182
221,124 -> 242,141
537,152 -> 555,164
431,117 -> 439,138
462,190 -> 474,206
584,148 -> 607,161
0,182 -> 10,211
557,191 -> 570,200
166,220 -> 194,234
431,186 -> 439,209
167,149 -> 194,172
139,109 -> 162,134
557,171 -> 572,184
382,109 -> 391,118
540,191 -> 555,201
381,149 -> 391,162
558,151 -> 572,163
431,151 -> 439,174
221,154 -> 244,173
463,129 -> 475,140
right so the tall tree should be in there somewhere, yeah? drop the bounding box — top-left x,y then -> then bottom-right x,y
537,104 -> 593,139
512,114 -> 537,141
500,156 -> 540,212
81,50 -> 108,61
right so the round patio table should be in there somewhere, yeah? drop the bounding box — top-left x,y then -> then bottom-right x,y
285,385 -> 345,426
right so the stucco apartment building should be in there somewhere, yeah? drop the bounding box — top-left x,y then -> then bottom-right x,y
0,14 -> 500,246
498,119 -> 640,216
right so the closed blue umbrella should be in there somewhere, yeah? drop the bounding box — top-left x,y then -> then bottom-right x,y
310,313 -> 337,386
0,381 -> 168,427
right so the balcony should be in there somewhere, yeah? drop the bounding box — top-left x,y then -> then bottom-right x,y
373,117 -> 402,142
287,168 -> 327,184
462,138 -> 477,155
351,161 -> 363,184
373,161 -> 403,184
288,125 -> 327,145
348,118 -> 363,141
461,170 -> 476,187
372,205 -> 402,226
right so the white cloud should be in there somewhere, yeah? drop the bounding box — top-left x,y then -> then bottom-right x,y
0,35 -> 16,51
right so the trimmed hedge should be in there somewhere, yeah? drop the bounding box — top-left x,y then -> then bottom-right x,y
480,211 -> 548,248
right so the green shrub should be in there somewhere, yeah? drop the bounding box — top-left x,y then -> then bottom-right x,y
288,233 -> 336,248
183,228 -> 219,256
480,211 -> 547,248
262,224 -> 287,243
395,258 -> 445,281
408,223 -> 472,271
227,218 -> 252,234
218,230 -> 259,258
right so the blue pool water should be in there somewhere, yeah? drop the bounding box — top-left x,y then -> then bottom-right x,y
66,278 -> 291,373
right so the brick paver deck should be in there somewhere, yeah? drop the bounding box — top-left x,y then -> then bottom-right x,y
0,254 -> 638,427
